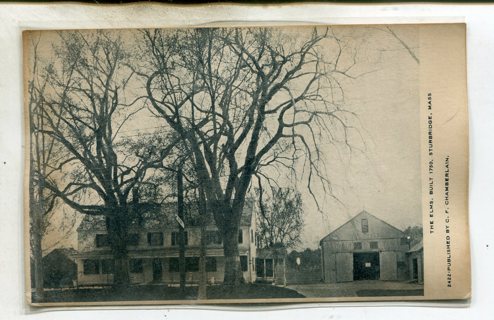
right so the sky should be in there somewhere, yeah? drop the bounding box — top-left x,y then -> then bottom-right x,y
32,25 -> 422,253
293,25 -> 421,249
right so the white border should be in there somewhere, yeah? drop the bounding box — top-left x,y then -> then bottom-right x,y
1,3 -> 493,320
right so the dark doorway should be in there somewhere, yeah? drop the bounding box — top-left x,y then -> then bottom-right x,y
152,258 -> 163,282
265,259 -> 274,277
256,258 -> 264,278
255,258 -> 274,279
412,258 -> 418,280
353,252 -> 380,280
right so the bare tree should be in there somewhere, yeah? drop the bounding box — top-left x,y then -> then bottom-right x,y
30,30 -> 177,286
140,27 -> 358,285
28,34 -> 64,301
256,187 -> 303,250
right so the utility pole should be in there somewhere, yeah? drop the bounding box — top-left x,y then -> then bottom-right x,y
177,165 -> 186,293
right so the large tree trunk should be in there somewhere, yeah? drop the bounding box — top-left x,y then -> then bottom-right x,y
211,200 -> 245,286
222,224 -> 244,286
113,255 -> 130,287
106,213 -> 130,287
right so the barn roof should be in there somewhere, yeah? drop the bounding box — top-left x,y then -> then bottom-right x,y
77,200 -> 255,232
320,210 -> 405,243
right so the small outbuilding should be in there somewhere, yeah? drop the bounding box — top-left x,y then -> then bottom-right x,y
43,248 -> 78,288
255,245 -> 287,286
320,211 -> 410,283
407,239 -> 424,284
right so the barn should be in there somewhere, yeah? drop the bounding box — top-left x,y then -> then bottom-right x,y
320,211 -> 410,283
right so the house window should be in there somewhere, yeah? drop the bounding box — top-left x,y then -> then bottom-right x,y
171,231 -> 188,246
101,259 -> 114,274
206,231 -> 222,245
147,232 -> 163,246
361,219 -> 369,233
169,258 -> 179,272
240,255 -> 248,272
95,234 -> 109,248
238,230 -> 243,244
255,258 -> 264,277
370,241 -> 378,249
250,229 -> 254,243
353,242 -> 362,250
186,257 -> 199,272
83,259 -> 100,275
206,257 -> 217,272
129,259 -> 143,273
127,234 -> 140,246
265,259 -> 274,277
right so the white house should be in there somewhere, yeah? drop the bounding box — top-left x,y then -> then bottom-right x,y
75,201 -> 258,286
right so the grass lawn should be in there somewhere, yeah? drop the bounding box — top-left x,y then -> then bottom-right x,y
356,289 -> 424,297
34,283 -> 304,303
207,283 -> 304,299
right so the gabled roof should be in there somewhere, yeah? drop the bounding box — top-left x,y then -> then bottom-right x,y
77,200 -> 255,232
320,210 -> 405,243
408,239 -> 423,252
43,247 -> 78,261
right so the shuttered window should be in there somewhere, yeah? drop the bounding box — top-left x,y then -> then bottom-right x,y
147,232 -> 164,246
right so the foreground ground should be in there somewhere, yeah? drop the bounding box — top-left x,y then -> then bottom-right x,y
33,280 -> 423,303
33,283 -> 304,303
287,280 -> 424,297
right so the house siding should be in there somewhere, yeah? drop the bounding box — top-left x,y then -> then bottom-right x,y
75,224 -> 256,286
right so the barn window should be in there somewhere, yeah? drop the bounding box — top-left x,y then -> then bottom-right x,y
361,219 -> 369,233
353,242 -> 362,250
370,241 -> 378,249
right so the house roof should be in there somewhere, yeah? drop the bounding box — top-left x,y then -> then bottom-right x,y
408,239 -> 423,252
320,210 -> 405,243
257,247 -> 287,259
43,247 -> 78,261
77,199 -> 255,232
